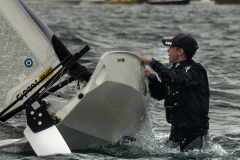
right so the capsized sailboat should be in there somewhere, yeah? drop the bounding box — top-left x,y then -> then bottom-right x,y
0,0 -> 149,156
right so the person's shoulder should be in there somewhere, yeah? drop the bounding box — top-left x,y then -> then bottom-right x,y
190,60 -> 207,73
191,60 -> 204,68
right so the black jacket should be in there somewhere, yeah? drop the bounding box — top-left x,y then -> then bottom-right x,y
149,60 -> 210,129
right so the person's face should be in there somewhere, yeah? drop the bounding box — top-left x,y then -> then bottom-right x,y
167,46 -> 180,63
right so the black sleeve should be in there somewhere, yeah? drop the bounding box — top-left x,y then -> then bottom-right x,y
151,62 -> 202,89
148,77 -> 165,101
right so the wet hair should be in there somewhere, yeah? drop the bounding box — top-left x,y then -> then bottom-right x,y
185,51 -> 194,60
176,47 -> 194,60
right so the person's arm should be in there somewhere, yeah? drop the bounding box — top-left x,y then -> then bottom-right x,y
150,60 -> 202,88
148,77 -> 165,101
139,56 -> 165,100
139,56 -> 151,65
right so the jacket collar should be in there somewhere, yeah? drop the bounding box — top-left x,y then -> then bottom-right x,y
172,60 -> 193,69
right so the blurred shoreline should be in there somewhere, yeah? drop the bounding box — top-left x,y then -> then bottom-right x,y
24,0 -> 215,5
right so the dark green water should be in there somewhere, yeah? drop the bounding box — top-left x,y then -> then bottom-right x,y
1,3 -> 240,160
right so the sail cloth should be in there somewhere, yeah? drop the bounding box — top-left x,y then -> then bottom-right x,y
0,0 -> 61,115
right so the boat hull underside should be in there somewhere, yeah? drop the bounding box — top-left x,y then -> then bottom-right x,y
59,81 -> 146,150
1,81 -> 147,152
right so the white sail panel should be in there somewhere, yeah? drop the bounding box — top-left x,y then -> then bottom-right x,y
0,0 -> 60,114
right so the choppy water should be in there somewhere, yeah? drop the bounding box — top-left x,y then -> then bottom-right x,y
1,3 -> 240,160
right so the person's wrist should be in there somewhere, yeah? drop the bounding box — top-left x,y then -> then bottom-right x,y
149,58 -> 157,67
148,59 -> 152,64
145,58 -> 152,65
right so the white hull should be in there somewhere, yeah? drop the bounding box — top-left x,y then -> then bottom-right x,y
56,51 -> 149,149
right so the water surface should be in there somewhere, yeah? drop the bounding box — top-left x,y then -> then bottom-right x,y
1,3 -> 240,160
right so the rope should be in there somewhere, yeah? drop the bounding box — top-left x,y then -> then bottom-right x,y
24,109 -> 26,126
45,91 -> 71,100
81,79 -> 88,86
58,67 -> 65,87
39,67 -> 66,97
67,70 -> 69,99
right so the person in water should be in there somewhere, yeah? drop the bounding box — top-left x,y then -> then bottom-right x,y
139,33 -> 210,152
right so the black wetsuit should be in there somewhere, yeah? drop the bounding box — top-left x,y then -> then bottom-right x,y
148,59 -> 210,151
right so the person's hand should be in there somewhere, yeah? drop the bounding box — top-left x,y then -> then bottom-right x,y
144,69 -> 156,78
139,56 -> 151,65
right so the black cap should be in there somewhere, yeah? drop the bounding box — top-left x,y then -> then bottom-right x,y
162,33 -> 198,56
